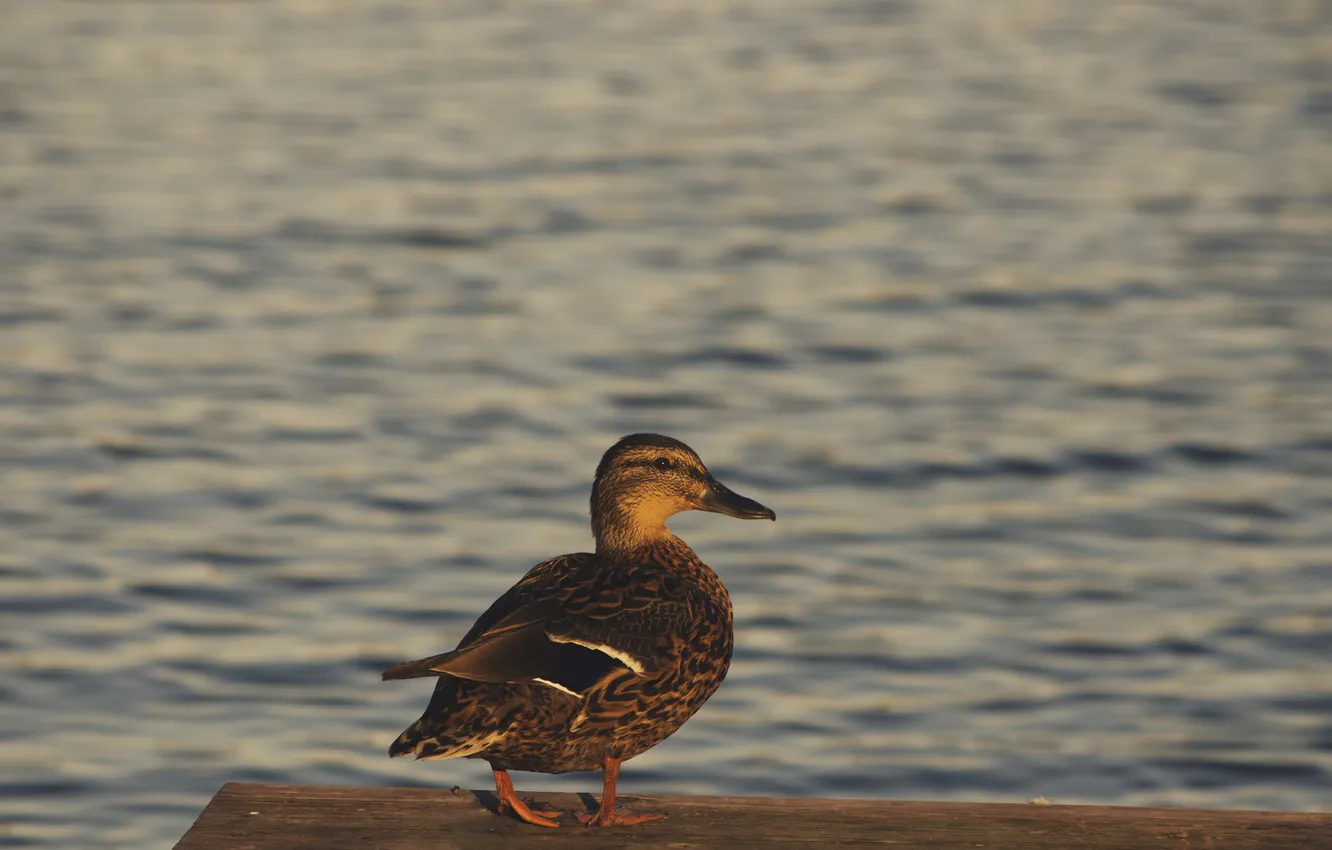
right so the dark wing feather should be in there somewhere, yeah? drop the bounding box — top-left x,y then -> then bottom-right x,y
382,553 -> 695,695
382,621 -> 564,682
382,653 -> 454,681
426,619 -> 629,695
381,554 -> 585,683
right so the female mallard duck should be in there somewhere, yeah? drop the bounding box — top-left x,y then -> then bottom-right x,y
382,433 -> 775,827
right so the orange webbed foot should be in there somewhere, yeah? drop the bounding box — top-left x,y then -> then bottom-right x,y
498,796 -> 562,828
577,804 -> 668,827
492,768 -> 562,828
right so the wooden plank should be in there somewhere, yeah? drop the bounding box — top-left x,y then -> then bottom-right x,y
174,782 -> 1332,850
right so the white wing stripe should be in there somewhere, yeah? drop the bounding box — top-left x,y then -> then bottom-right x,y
531,677 -> 583,697
549,636 -> 646,674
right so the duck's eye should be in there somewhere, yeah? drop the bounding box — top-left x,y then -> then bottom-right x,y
653,457 -> 674,470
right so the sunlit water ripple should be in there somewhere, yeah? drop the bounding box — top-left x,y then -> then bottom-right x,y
1,1 -> 1330,847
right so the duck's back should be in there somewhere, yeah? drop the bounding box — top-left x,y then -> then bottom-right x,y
388,541 -> 734,773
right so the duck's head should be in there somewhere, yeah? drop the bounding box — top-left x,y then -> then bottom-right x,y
590,433 -> 775,554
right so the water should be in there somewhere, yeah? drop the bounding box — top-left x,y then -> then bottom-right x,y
2,1 -> 1331,847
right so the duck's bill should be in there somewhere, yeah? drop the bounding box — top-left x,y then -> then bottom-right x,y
699,478 -> 776,521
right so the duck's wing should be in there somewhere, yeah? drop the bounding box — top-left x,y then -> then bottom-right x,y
382,555 -> 692,697
380,552 -> 585,682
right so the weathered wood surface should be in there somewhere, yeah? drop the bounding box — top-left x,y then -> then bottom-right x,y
175,782 -> 1332,850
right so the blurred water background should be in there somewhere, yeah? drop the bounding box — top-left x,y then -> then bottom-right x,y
2,1 -> 1331,847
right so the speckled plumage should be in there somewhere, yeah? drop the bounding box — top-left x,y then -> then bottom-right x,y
382,433 -> 774,827
387,540 -> 732,773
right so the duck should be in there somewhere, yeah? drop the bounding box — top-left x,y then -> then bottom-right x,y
382,433 -> 775,827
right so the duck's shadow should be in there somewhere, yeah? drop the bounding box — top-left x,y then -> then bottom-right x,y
471,789 -> 501,814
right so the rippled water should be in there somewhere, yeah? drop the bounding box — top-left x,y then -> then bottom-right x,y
3,1 -> 1331,847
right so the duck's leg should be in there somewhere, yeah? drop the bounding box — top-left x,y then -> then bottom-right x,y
492,768 -> 561,828
576,755 -> 668,827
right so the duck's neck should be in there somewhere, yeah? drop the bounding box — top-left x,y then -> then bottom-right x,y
592,505 -> 677,560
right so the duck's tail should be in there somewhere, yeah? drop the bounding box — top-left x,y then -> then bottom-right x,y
387,675 -> 509,760
389,716 -> 504,761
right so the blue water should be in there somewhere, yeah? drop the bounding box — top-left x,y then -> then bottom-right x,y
2,2 -> 1330,847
